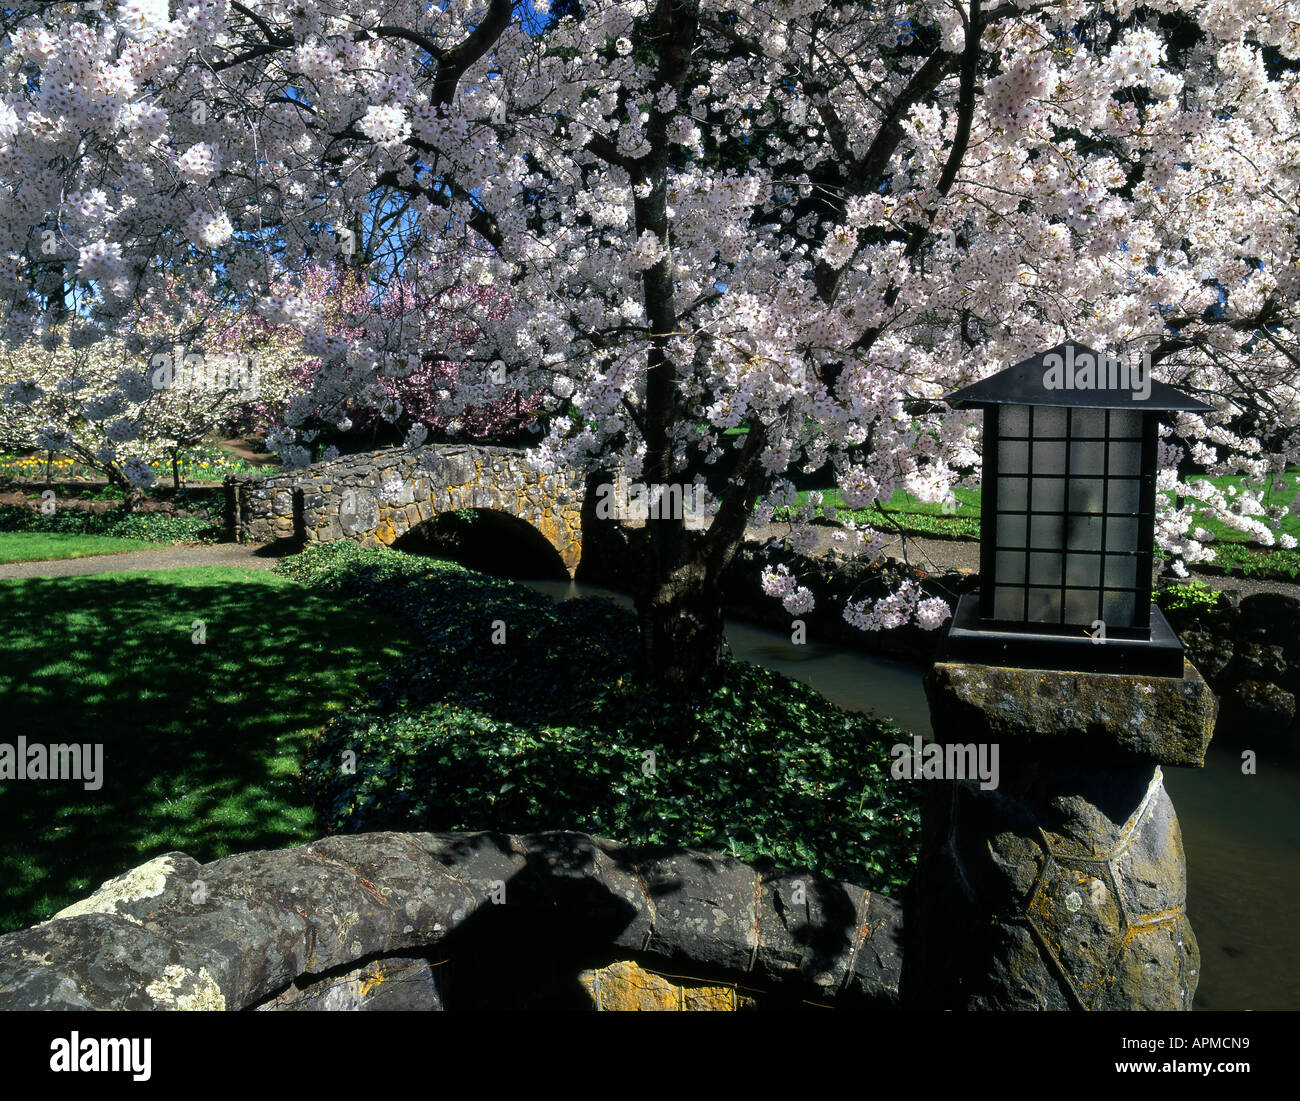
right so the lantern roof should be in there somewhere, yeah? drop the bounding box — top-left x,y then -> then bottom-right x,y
943,341 -> 1212,412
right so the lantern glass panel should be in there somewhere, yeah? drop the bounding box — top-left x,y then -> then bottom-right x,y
1029,552 -> 1062,584
996,550 -> 1025,583
1072,408 -> 1106,436
1001,405 -> 1030,435
1067,515 -> 1103,550
1035,406 -> 1067,435
998,440 -> 1028,472
994,587 -> 1023,619
1105,517 -> 1137,550
1065,588 -> 1099,621
1066,553 -> 1101,587
1109,409 -> 1143,438
1030,515 -> 1061,549
1069,479 -> 1105,514
1108,477 -> 1141,515
1102,589 -> 1136,622
986,401 -> 1152,631
1109,440 -> 1143,474
997,513 -> 1026,547
1031,477 -> 1066,511
1068,442 -> 1105,475
1033,440 -> 1067,469
1028,589 -> 1062,623
1106,555 -> 1138,590
999,477 -> 1028,511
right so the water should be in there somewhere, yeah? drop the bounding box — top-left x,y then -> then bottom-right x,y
524,577 -> 1300,1011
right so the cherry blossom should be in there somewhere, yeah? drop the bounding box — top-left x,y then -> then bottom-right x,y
0,1 -> 1297,677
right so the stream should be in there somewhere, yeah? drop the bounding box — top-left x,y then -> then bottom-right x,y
524,576 -> 1300,1011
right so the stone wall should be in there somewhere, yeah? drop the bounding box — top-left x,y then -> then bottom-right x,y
1164,590 -> 1300,756
0,831 -> 903,1011
225,446 -> 587,575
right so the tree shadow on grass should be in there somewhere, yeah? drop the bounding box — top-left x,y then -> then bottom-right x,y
0,568 -> 417,932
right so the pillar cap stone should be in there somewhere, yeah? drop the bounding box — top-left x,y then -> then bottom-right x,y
923,658 -> 1217,767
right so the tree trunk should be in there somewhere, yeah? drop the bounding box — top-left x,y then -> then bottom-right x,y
104,466 -> 143,513
635,524 -> 726,686
172,452 -> 182,492
633,428 -> 768,687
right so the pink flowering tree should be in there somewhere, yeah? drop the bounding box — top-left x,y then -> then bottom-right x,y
239,262 -> 543,456
2,2 -> 1299,684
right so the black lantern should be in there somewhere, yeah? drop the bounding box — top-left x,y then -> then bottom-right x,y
940,341 -> 1211,676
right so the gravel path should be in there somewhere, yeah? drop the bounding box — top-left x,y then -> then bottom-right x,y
0,541 -> 285,580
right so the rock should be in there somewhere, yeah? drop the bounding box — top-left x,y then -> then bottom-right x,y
924,659 -> 1219,767
1231,641 -> 1288,683
1178,628 -> 1233,680
577,959 -> 756,1011
1221,680 -> 1296,741
906,764 -> 1198,1011
1239,592 -> 1300,634
253,954 -> 443,1011
0,832 -> 900,1011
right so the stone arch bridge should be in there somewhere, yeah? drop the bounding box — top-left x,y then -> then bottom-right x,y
225,445 -> 588,575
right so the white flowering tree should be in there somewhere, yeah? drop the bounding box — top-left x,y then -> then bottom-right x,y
1,1 -> 1299,681
0,292 -> 308,507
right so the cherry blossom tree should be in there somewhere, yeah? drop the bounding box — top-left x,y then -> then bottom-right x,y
2,1 -> 1299,684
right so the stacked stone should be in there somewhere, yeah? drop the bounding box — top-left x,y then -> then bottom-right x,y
225,445 -> 587,574
1168,591 -> 1300,755
905,660 -> 1217,1010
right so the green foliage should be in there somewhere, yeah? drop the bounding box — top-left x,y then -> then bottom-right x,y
280,542 -> 922,895
1156,580 -> 1222,613
0,504 -> 220,545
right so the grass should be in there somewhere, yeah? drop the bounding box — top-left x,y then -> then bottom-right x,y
772,486 -> 982,539
0,566 -> 418,933
0,532 -> 157,564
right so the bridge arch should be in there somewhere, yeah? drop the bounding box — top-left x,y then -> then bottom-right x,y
226,445 -> 586,576
392,508 -> 572,580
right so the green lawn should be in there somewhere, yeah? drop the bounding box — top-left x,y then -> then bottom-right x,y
0,531 -> 156,564
0,566 -> 417,933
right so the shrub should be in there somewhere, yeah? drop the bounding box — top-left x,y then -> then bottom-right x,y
1156,580 -> 1222,613
278,542 -> 922,894
0,504 -> 220,544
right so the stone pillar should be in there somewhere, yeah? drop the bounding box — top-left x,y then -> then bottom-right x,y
902,659 -> 1217,1010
